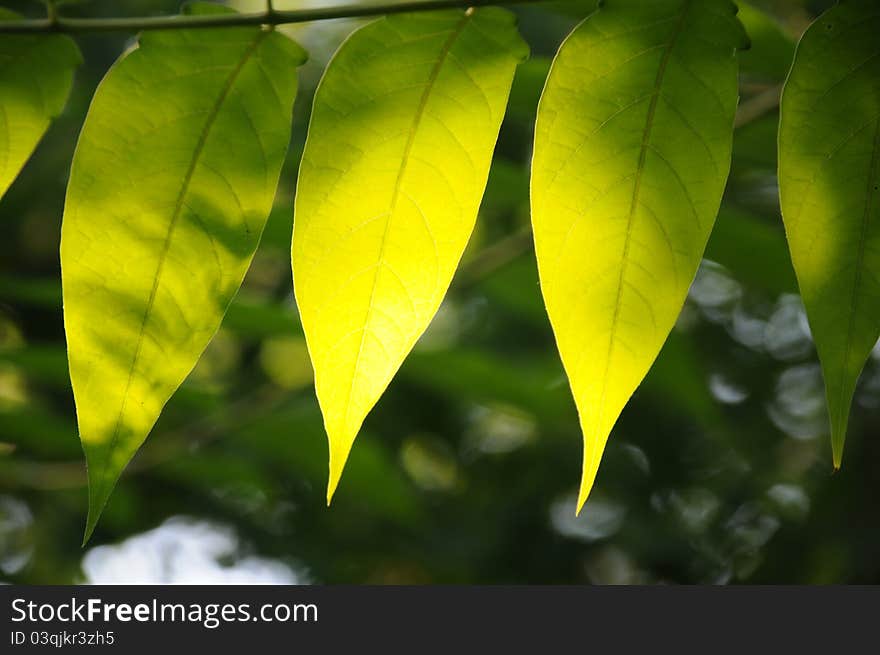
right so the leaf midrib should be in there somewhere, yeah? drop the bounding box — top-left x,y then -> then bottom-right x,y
91,30 -> 270,512
338,13 -> 471,432
593,1 -> 692,443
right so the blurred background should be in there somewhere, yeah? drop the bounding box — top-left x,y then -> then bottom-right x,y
1,0 -> 878,584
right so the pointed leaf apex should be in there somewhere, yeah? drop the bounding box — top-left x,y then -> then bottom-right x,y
326,437 -> 354,506
82,471 -> 114,546
81,520 -> 97,548
326,474 -> 339,507
82,503 -> 103,547
832,446 -> 843,472
830,408 -> 849,472
576,470 -> 596,517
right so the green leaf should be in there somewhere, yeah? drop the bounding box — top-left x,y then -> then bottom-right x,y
292,9 -> 527,502
531,0 -> 746,512
0,8 -> 80,200
778,0 -> 880,468
61,5 -> 306,542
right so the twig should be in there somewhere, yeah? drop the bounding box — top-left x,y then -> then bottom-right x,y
455,226 -> 532,288
0,0 -> 547,34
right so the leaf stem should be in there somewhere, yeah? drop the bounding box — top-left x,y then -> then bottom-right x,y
45,1 -> 58,26
0,0 -> 546,34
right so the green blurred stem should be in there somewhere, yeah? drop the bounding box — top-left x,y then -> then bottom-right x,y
734,84 -> 783,128
456,227 -> 532,288
0,0 -> 546,34
0,385 -> 285,491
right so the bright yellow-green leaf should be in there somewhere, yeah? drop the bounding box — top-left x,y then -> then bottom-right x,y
292,9 -> 527,502
61,4 -> 306,541
0,8 -> 80,199
778,0 -> 880,468
531,0 -> 746,513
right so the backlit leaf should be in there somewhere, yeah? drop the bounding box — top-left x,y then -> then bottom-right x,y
531,0 -> 746,512
292,9 -> 527,502
61,5 -> 306,541
778,0 -> 880,467
0,8 -> 80,199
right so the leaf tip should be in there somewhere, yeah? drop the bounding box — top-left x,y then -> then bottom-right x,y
81,456 -> 118,547
575,479 -> 593,517
832,448 -> 843,473
829,407 -> 849,473
326,475 -> 339,507
325,436 -> 353,507
575,423 -> 606,517
81,505 -> 102,547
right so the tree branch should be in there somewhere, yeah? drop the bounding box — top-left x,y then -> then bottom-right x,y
0,0 -> 546,34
